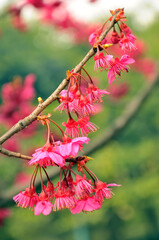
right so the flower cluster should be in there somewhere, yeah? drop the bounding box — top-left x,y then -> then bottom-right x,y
13,115 -> 120,215
56,74 -> 109,138
13,8 -> 136,216
89,8 -> 136,85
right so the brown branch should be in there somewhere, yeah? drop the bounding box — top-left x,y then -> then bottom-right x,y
0,74 -> 158,208
0,146 -> 31,160
0,11 -> 119,159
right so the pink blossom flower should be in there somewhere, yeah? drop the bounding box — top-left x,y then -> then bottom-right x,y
94,180 -> 121,202
89,31 -> 106,46
89,32 -> 98,46
107,55 -> 135,84
57,137 -> 90,158
34,191 -> 53,216
53,188 -> 76,211
62,118 -> 80,138
77,117 -> 98,136
119,34 -> 137,51
75,175 -> 93,198
87,84 -> 110,103
13,187 -> 38,209
55,90 -> 79,113
94,52 -> 109,72
29,144 -> 65,167
78,95 -> 97,116
34,201 -> 53,216
71,196 -> 101,214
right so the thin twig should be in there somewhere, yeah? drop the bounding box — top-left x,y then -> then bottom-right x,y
0,146 -> 31,160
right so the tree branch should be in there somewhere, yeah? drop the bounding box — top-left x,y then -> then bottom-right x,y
0,11 -> 119,156
0,146 -> 31,160
0,11 -> 119,159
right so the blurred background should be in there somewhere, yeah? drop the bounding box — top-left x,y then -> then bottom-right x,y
0,0 -> 159,240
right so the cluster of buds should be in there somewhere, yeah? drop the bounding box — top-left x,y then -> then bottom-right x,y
13,116 -> 120,215
13,8 -> 136,215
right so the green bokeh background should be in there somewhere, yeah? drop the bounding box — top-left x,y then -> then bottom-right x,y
0,10 -> 159,240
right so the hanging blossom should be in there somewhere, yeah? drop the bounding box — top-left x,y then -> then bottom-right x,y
29,117 -> 90,167
93,50 -> 135,84
12,8 -> 136,216
13,152 -> 120,215
56,68 -> 109,139
94,52 -> 109,72
89,8 -> 136,86
118,22 -> 137,52
56,70 -> 109,117
107,54 -> 135,84
34,191 -> 53,216
13,114 -> 120,215
29,144 -> 66,168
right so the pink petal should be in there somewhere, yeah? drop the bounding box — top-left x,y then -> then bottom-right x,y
105,54 -> 113,61
48,152 -> 65,167
34,201 -> 53,216
108,69 -> 116,84
72,137 -> 90,144
42,202 -> 53,215
57,143 -> 72,157
34,202 -> 45,216
84,198 -> 101,211
71,143 -> 80,156
70,200 -> 85,214
120,55 -> 135,65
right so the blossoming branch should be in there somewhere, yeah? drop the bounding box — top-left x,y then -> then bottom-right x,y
0,8 -> 136,215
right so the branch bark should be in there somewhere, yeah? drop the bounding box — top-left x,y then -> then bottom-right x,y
0,146 -> 31,160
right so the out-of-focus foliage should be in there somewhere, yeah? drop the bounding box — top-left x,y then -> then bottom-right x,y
0,18 -> 87,99
0,15 -> 159,240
